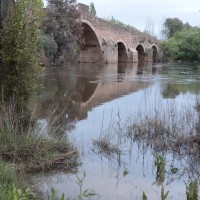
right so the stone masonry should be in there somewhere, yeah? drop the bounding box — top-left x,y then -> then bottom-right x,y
77,3 -> 160,64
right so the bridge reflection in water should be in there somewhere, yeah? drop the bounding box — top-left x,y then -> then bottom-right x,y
36,62 -> 153,132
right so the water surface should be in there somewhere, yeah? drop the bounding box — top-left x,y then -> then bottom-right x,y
35,62 -> 200,199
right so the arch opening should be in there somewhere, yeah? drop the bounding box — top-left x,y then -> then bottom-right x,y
136,44 -> 146,66
117,42 -> 128,63
152,46 -> 158,63
79,23 -> 103,63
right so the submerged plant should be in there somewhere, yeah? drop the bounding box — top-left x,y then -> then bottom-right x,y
0,160 -> 17,200
0,102 -> 78,173
93,137 -> 121,157
186,180 -> 198,200
142,191 -> 147,200
76,171 -> 97,200
161,186 -> 169,200
153,154 -> 166,186
123,168 -> 129,177
48,188 -> 65,200
9,184 -> 35,200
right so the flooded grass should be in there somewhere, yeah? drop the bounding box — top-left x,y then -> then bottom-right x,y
92,112 -> 123,158
93,138 -> 121,156
186,180 -> 198,200
0,103 -> 78,173
126,99 -> 200,154
0,103 -> 79,199
93,130 -> 121,157
153,154 -> 166,186
33,63 -> 200,199
88,97 -> 200,199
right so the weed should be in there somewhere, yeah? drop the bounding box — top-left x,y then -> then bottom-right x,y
0,159 -> 35,200
123,168 -> 129,177
76,171 -> 97,200
9,184 -> 35,200
0,159 -> 17,200
93,138 -> 121,156
0,103 -> 78,173
161,186 -> 169,200
142,191 -> 147,200
186,180 -> 198,200
0,102 -> 79,199
48,188 -> 65,200
153,154 -> 166,186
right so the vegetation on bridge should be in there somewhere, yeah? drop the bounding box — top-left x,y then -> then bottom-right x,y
89,2 -> 96,16
104,16 -> 139,33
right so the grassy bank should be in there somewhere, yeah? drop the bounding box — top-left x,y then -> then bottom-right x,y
0,103 -> 78,199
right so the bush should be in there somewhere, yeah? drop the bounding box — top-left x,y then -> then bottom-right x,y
161,27 -> 200,61
0,0 -> 43,111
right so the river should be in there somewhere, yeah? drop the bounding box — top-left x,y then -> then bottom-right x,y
34,62 -> 200,200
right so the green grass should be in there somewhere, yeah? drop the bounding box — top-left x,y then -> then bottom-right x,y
0,103 -> 78,199
0,159 -> 17,200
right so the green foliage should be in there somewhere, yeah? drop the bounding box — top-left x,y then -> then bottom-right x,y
45,0 -> 82,64
142,192 -> 147,200
0,0 -> 43,110
0,0 -> 14,28
49,188 -> 65,200
170,167 -> 178,174
8,184 -> 35,200
89,2 -> 96,16
161,186 -> 169,200
153,154 -> 166,186
0,160 -> 35,200
47,172 -> 97,200
161,38 -> 179,61
174,28 -> 200,61
76,172 -> 97,200
162,17 -> 190,39
123,168 -> 129,177
0,159 -> 17,200
186,180 -> 198,200
161,27 -> 200,61
43,34 -> 58,63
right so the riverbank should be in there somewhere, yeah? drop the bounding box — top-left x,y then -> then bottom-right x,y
0,103 -> 78,199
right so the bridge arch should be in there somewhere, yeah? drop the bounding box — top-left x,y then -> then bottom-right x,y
79,20 -> 103,63
136,44 -> 146,65
152,45 -> 158,63
117,42 -> 128,63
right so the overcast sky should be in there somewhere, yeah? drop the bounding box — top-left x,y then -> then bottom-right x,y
77,0 -> 200,37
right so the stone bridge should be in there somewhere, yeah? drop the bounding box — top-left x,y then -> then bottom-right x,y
77,3 -> 160,64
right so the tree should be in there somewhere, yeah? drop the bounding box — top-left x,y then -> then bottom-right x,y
144,16 -> 155,36
161,27 -> 200,61
161,38 -> 179,61
89,2 -> 96,16
162,18 -> 185,39
0,0 -> 14,28
0,0 -> 43,111
174,28 -> 200,61
44,0 -> 82,64
43,34 -> 58,63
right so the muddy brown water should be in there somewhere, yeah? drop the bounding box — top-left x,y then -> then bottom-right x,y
34,62 -> 200,199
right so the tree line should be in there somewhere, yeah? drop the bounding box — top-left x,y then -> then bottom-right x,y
161,17 -> 200,62
0,0 -> 83,113
0,0 -> 200,112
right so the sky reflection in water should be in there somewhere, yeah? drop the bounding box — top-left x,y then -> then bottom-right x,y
35,62 -> 200,199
